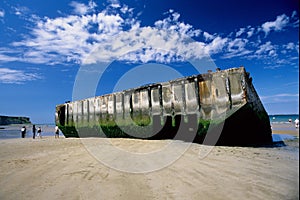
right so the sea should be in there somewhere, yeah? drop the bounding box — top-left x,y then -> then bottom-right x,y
0,124 -> 56,139
269,114 -> 299,124
0,114 -> 299,140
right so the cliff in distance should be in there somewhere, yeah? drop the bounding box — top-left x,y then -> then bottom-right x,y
0,115 -> 31,125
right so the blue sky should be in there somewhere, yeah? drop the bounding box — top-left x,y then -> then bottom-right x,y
0,0 -> 299,124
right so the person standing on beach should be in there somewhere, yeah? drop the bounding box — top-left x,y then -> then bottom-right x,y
55,126 -> 59,138
37,127 -> 42,138
295,119 -> 299,128
21,126 -> 26,138
32,125 -> 36,139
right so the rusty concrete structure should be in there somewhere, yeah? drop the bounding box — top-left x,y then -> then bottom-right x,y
55,67 -> 272,146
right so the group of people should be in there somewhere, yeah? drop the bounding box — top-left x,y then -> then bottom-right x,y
31,125 -> 43,139
21,125 -> 60,139
295,118 -> 299,128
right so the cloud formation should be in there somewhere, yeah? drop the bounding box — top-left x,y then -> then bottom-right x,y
12,6 -> 211,64
261,14 -> 290,35
0,68 -> 41,84
261,93 -> 299,103
0,9 -> 4,18
70,0 -> 97,15
1,2 -> 299,68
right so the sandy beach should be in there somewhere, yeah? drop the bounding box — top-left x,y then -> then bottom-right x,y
0,123 -> 298,200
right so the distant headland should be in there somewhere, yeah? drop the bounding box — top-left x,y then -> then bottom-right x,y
0,115 -> 31,125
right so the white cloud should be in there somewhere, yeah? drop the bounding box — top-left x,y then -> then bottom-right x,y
11,5 -> 213,65
234,26 -> 256,38
246,27 -> 255,38
2,3 -> 298,68
70,1 -> 97,15
120,5 -> 133,14
204,36 -> 228,55
203,32 -> 215,41
261,93 -> 299,103
0,9 -> 4,18
223,13 -> 299,68
222,38 -> 251,59
0,54 -> 19,62
107,0 -> 120,4
291,10 -> 297,19
110,3 -> 121,9
285,42 -> 297,50
272,93 -> 299,97
255,41 -> 277,57
0,48 -> 21,62
12,6 -> 30,16
0,68 -> 41,84
12,11 -> 126,63
236,28 -> 245,37
231,13 -> 298,44
261,14 -> 289,35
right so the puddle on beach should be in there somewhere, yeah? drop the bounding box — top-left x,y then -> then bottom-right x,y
272,134 -> 297,142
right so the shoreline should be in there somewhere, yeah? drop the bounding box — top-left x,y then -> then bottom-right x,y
1,122 -> 299,139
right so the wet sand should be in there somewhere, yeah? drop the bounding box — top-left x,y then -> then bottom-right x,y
271,122 -> 299,136
0,125 -> 298,200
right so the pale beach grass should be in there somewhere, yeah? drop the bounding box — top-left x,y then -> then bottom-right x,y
0,125 -> 298,200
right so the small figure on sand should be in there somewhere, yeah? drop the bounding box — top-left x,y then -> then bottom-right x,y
295,119 -> 299,129
21,126 -> 26,138
37,127 -> 42,138
32,125 -> 36,139
55,126 -> 59,138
